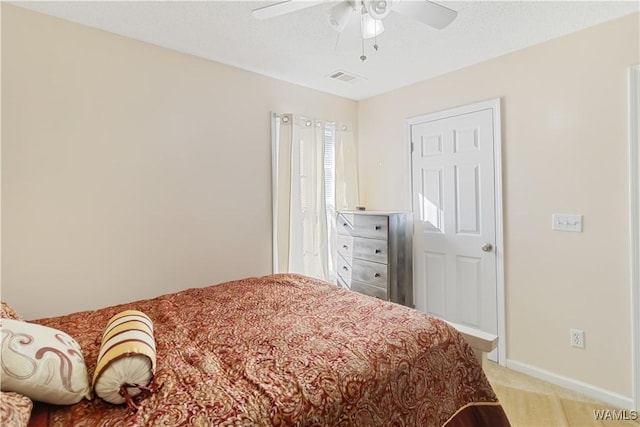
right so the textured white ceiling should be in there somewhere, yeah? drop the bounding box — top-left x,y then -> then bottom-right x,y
9,1 -> 640,100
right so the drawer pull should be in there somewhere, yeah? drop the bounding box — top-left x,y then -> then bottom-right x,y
375,225 -> 381,230
342,266 -> 349,271
374,273 -> 381,278
375,249 -> 381,254
343,245 -> 349,250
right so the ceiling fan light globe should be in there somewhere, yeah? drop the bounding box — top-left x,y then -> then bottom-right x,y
361,13 -> 384,39
328,1 -> 354,33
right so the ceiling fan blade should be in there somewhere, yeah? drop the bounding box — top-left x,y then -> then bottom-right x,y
393,0 -> 457,30
251,0 -> 328,20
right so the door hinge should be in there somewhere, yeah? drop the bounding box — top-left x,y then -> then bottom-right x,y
410,142 -> 414,153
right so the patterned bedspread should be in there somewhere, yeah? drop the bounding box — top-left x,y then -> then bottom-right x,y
29,274 -> 510,426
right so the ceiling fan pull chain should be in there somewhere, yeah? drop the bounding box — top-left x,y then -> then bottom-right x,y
360,10 -> 367,62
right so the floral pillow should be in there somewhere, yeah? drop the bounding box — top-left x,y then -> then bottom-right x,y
0,318 -> 92,405
0,391 -> 32,427
0,302 -> 23,321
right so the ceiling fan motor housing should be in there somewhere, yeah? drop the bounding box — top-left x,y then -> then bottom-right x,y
364,0 -> 392,20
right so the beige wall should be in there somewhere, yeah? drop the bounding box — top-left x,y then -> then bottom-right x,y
358,13 -> 639,398
0,4 -> 357,319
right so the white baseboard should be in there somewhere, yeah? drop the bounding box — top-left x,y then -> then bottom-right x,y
505,359 -> 635,411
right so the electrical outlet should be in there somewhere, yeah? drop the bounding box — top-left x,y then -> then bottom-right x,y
570,329 -> 585,349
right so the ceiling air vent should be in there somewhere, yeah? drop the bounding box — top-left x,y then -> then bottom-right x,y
328,70 -> 366,84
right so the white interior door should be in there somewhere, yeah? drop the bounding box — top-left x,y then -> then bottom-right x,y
409,100 -> 503,362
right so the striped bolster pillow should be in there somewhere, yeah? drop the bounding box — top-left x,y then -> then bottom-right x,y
92,310 -> 156,406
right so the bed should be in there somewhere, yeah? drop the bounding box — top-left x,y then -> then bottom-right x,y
1,273 -> 510,426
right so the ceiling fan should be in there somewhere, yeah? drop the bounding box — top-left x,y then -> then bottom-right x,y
251,0 -> 457,61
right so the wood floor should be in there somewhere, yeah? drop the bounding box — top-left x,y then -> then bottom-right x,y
483,360 -> 639,427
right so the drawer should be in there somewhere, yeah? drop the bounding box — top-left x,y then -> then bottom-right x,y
337,213 -> 355,236
338,256 -> 388,288
337,273 -> 387,301
337,234 -> 354,258
336,275 -> 349,289
355,236 -> 388,264
337,254 -> 353,284
350,280 -> 388,300
338,234 -> 388,264
337,213 -> 388,239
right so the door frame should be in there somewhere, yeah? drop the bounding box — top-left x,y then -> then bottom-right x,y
406,98 -> 506,365
629,64 -> 639,411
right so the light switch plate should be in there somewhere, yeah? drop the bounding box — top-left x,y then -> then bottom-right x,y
552,214 -> 583,232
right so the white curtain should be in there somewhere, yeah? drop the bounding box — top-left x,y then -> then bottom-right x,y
272,114 -> 358,282
335,123 -> 360,212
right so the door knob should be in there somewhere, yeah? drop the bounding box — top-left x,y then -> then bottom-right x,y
481,243 -> 493,252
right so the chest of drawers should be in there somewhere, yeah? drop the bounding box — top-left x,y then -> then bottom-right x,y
336,211 -> 413,307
